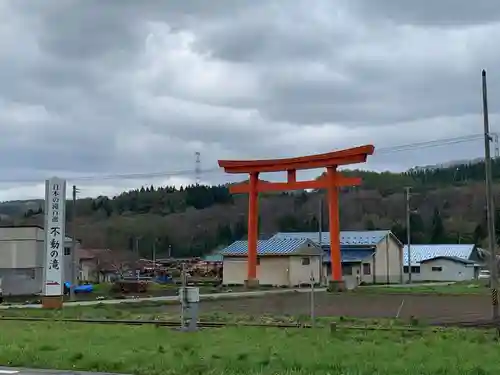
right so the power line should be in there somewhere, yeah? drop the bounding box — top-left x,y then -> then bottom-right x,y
0,133 -> 490,185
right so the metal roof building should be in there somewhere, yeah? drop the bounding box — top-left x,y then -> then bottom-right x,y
220,238 -> 323,286
220,230 -> 404,286
403,244 -> 476,266
220,238 -> 317,257
402,244 -> 481,282
270,230 -> 394,247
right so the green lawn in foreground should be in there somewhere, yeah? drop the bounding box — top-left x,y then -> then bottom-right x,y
0,322 -> 499,374
356,281 -> 490,295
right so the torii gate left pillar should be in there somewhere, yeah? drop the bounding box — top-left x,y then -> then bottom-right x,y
219,145 -> 374,290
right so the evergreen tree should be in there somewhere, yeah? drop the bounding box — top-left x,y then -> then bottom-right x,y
429,208 -> 446,244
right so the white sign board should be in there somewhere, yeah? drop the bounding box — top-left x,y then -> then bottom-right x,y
43,177 -> 66,296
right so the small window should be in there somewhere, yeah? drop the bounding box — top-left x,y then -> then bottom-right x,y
64,247 -> 71,256
301,257 -> 310,266
363,263 -> 371,275
432,266 -> 442,272
404,266 -> 421,274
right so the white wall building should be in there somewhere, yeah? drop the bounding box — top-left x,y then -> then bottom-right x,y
271,230 -> 404,285
403,244 -> 481,282
0,225 -> 78,296
220,238 -> 322,286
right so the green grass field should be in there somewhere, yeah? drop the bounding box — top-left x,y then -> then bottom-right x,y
0,321 -> 499,374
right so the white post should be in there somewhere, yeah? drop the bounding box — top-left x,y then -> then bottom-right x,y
42,177 -> 67,309
310,270 -> 315,327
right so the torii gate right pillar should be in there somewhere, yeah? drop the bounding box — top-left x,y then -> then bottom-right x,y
327,166 -> 343,291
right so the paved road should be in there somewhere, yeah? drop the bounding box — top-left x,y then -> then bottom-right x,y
0,288 -> 325,309
0,368 -> 129,375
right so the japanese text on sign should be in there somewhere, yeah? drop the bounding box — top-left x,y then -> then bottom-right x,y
44,177 -> 66,296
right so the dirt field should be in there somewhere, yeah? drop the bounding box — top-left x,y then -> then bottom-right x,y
166,292 -> 494,324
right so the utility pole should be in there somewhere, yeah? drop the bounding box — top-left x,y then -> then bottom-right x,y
135,237 -> 140,257
482,69 -> 498,322
405,187 -> 412,284
70,185 -> 79,301
152,238 -> 157,272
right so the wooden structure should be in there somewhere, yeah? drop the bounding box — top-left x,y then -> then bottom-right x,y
218,145 -> 375,289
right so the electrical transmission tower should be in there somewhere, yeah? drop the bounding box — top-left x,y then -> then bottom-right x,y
494,133 -> 499,159
195,151 -> 201,185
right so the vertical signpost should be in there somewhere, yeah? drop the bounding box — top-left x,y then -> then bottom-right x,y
42,177 -> 67,309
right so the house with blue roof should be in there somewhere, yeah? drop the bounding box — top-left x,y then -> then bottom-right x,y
270,230 -> 404,285
218,230 -> 404,286
403,244 -> 483,282
220,238 -> 323,286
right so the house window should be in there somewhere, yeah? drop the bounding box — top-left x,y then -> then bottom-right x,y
301,257 -> 310,266
432,266 -> 442,272
64,247 -> 71,256
342,265 -> 353,276
404,266 -> 421,274
363,263 -> 371,275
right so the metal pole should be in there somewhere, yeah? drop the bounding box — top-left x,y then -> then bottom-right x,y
482,69 -> 498,322
69,185 -> 77,301
180,262 -> 187,329
310,270 -> 315,327
405,187 -> 412,284
153,239 -> 157,264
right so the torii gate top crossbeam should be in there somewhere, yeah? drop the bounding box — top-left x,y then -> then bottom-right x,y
218,145 -> 375,174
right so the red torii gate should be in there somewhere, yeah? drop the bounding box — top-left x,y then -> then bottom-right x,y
218,144 -> 374,289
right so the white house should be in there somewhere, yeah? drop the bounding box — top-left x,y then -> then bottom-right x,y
220,238 -> 322,286
403,244 -> 481,282
270,230 -> 404,285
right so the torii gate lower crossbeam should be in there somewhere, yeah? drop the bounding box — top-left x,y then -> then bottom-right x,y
218,144 -> 375,290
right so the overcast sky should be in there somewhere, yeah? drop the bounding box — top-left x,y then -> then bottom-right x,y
0,0 -> 499,201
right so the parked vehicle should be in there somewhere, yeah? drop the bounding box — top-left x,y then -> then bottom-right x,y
479,270 -> 491,280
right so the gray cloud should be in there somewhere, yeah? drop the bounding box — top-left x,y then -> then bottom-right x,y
0,0 -> 499,200
347,0 -> 500,27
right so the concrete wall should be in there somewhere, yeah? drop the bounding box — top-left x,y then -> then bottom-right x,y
288,256 -> 321,285
223,255 -> 321,286
373,235 -> 403,284
0,267 -> 44,296
404,259 -> 477,282
0,227 -> 42,269
0,226 -> 80,295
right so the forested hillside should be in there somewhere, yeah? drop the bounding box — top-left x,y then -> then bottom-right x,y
4,159 -> 500,258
